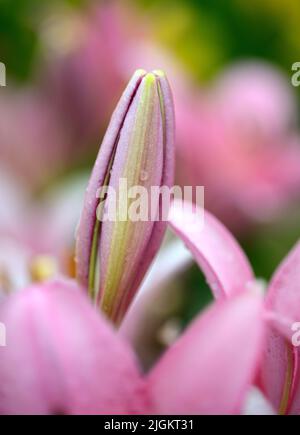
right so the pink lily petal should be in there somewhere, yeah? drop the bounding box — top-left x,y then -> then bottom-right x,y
259,326 -> 297,414
0,279 -> 147,414
266,241 -> 300,340
147,290 -> 265,414
214,61 -> 297,139
168,199 -> 254,299
261,241 -> 300,415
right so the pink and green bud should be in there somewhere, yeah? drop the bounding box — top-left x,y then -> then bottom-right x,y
76,69 -> 174,324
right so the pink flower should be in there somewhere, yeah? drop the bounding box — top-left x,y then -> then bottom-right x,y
0,278 -> 264,414
0,280 -> 147,415
0,171 -> 87,292
0,4 -> 133,190
1,55 -> 298,414
0,155 -> 266,415
3,193 -> 297,414
43,2 -> 129,146
176,62 -> 300,230
157,200 -> 300,414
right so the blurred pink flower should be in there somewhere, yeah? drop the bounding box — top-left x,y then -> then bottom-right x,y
0,173 -> 266,415
0,170 -> 87,291
0,89 -> 69,188
43,2 -> 143,148
214,62 -> 297,138
0,3 -> 136,189
0,278 -> 264,414
176,62 -> 300,230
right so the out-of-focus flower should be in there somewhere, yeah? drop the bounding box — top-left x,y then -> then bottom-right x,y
0,156 -> 265,415
213,62 -> 297,138
76,69 -> 174,324
0,171 -> 87,294
0,4 -> 135,190
176,62 -> 300,231
42,2 -> 139,148
0,278 -> 264,415
0,89 -> 69,188
0,2 -> 187,192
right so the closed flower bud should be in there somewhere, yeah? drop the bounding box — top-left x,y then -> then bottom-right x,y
76,69 -> 174,324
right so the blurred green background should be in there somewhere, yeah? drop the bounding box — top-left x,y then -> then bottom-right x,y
2,0 -> 299,85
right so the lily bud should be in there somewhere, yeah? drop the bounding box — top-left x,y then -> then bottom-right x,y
76,69 -> 174,324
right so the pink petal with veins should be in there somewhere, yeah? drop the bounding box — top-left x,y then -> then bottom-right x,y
0,279 -> 147,414
168,199 -> 254,298
262,241 -> 300,414
148,291 -> 265,414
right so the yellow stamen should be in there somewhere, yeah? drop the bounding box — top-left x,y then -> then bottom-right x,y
29,256 -> 57,283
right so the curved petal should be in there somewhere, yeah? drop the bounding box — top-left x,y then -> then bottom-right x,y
0,279 -> 148,415
168,200 -> 254,298
147,290 -> 265,414
289,349 -> 300,415
266,241 -> 300,340
259,326 -> 298,415
262,241 -> 300,415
